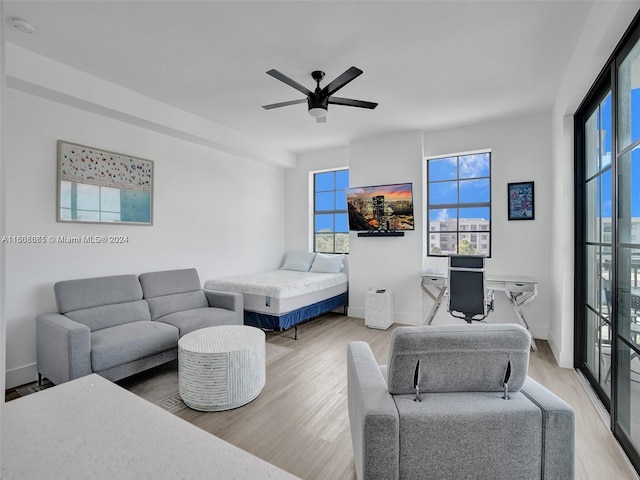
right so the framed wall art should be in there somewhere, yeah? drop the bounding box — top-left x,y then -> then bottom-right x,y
57,140 -> 154,225
508,181 -> 534,221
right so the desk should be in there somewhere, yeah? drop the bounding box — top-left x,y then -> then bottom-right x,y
421,270 -> 539,351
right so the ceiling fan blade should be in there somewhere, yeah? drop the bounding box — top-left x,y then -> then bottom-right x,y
328,97 -> 378,109
262,99 -> 307,110
266,69 -> 313,96
321,67 -> 363,96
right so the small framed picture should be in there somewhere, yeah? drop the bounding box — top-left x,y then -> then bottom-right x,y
508,181 -> 535,221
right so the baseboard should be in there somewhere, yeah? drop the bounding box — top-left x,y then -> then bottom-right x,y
6,362 -> 38,390
347,307 -> 421,326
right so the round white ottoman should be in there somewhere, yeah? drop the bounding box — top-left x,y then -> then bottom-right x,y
178,325 -> 266,411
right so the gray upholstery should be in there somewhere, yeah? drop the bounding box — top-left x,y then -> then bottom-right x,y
387,324 -> 530,394
139,268 -> 201,298
90,321 -> 179,371
146,291 -> 208,321
65,300 -> 151,332
36,268 -> 244,385
55,274 -> 143,313
347,324 -> 575,480
140,268 -> 244,328
157,307 -> 240,337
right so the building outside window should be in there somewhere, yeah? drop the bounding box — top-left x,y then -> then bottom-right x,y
426,151 -> 491,256
313,169 -> 349,253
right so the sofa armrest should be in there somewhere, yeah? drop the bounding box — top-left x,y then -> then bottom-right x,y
347,341 -> 399,480
203,289 -> 243,324
36,313 -> 92,385
521,376 -> 575,479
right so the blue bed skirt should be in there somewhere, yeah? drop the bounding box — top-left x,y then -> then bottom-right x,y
244,292 -> 348,331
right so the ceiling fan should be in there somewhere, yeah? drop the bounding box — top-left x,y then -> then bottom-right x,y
262,66 -> 378,123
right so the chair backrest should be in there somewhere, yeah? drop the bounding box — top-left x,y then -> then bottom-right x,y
386,324 -> 531,395
448,254 -> 487,322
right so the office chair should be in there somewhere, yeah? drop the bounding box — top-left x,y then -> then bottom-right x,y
447,254 -> 493,323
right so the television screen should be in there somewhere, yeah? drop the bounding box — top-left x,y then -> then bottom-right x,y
346,183 -> 414,231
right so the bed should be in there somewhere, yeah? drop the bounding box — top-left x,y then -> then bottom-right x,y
204,252 -> 348,338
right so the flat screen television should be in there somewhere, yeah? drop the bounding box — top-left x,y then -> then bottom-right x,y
346,182 -> 414,231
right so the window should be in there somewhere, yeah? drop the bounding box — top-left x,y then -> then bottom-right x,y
313,169 -> 349,253
426,152 -> 491,256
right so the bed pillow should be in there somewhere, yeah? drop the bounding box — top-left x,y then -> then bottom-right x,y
310,253 -> 344,273
280,251 -> 316,272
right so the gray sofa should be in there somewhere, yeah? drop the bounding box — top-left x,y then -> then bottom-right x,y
36,268 -> 243,385
347,324 -> 575,480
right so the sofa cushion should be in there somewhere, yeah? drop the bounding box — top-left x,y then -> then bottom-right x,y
157,307 -> 239,337
394,391 -> 542,479
387,324 -> 530,395
65,300 -> 151,332
146,291 -> 209,321
139,268 -> 201,298
91,321 -> 179,372
55,274 -> 143,314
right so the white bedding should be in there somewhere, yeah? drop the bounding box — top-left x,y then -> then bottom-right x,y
204,270 -> 348,299
204,270 -> 348,316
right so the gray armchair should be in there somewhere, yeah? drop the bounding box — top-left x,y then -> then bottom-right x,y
347,324 -> 574,480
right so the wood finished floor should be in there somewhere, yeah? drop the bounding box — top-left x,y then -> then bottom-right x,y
135,315 -> 640,479
10,315 -> 640,479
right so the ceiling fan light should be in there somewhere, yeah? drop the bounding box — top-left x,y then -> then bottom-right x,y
308,107 -> 327,118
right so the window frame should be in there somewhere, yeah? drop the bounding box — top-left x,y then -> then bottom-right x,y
425,150 -> 492,257
311,168 -> 349,254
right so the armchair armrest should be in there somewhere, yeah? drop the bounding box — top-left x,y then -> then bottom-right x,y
36,313 -> 91,385
203,289 -> 244,324
347,341 -> 400,480
521,376 -> 575,479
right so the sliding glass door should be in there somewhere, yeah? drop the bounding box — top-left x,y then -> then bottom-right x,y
580,91 -> 613,403
576,15 -> 640,472
615,30 -> 640,455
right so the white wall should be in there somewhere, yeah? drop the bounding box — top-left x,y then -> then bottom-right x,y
4,88 -> 286,388
284,146 -> 349,252
286,118 -> 553,336
548,0 -> 640,367
348,131 -> 424,324
422,115 -> 553,337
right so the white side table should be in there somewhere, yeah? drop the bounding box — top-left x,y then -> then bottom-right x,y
365,290 -> 394,330
178,325 -> 266,411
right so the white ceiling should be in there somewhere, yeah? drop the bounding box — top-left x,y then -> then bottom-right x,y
4,0 -> 594,154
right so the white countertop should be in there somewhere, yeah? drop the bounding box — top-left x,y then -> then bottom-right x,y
1,374 -> 299,480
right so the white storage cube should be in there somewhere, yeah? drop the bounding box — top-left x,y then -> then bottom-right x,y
365,290 -> 394,330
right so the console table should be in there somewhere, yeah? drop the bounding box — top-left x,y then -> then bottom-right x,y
421,270 -> 539,351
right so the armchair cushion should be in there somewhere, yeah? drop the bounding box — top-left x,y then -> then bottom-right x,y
387,324 -> 530,395
394,391 -> 542,479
